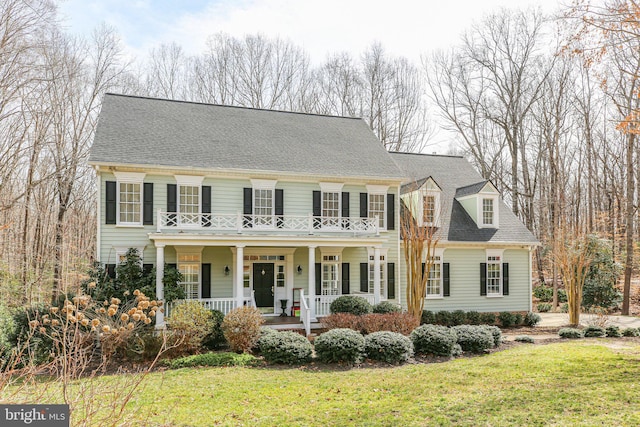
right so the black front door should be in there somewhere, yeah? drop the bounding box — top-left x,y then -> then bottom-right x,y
253,263 -> 274,308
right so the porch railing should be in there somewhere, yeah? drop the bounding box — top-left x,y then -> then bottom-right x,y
165,294 -> 254,318
314,293 -> 377,318
157,211 -> 379,235
299,289 -> 311,337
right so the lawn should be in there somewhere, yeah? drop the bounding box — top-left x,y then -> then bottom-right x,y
10,340 -> 640,426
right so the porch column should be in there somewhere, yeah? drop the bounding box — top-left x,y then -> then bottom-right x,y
308,245 -> 316,319
235,244 -> 245,308
155,244 -> 165,328
373,247 -> 381,304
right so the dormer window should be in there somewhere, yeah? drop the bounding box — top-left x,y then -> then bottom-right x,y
482,198 -> 494,226
422,189 -> 441,227
478,195 -> 498,228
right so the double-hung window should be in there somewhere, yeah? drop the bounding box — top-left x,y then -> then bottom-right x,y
482,198 -> 494,226
486,254 -> 501,296
366,185 -> 388,229
178,252 -> 201,299
320,183 -> 343,228
251,179 -> 276,228
175,175 -> 203,227
425,255 -> 442,297
322,254 -> 340,295
113,172 -> 145,226
423,195 -> 435,224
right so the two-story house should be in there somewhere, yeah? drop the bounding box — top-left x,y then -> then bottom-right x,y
88,94 -> 538,330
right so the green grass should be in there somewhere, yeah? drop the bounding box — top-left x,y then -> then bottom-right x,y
11,340 -> 640,426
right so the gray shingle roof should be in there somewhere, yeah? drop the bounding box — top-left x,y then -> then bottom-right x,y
89,94 -> 404,180
390,152 -> 538,244
455,181 -> 490,198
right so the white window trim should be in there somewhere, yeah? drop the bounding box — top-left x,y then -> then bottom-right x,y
424,248 -> 445,299
251,180 -> 277,228
175,176 -> 203,227
366,185 -> 388,230
113,172 -> 146,227
421,190 -> 441,227
176,247 -> 203,300
485,249 -> 504,297
175,175 -> 205,186
478,194 -> 499,229
250,179 -> 277,190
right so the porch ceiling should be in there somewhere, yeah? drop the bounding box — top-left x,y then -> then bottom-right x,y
147,232 -> 386,248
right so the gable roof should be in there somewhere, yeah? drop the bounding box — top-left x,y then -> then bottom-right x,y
400,176 -> 441,194
89,94 -> 404,181
390,152 -> 537,244
455,181 -> 494,198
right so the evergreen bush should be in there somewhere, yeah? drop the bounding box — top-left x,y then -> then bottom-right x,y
524,312 -> 542,327
583,325 -> 606,337
559,328 -> 584,339
451,325 -> 494,353
258,331 -> 313,364
364,331 -> 413,364
410,324 -> 457,357
372,301 -> 401,314
314,328 -> 365,364
329,296 -> 372,316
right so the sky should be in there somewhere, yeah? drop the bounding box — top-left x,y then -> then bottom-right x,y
58,0 -> 566,65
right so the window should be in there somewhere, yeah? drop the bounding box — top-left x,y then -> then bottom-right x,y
425,256 -> 442,297
243,265 -> 250,288
368,255 -> 387,294
368,194 -> 385,228
113,172 -> 145,226
322,192 -> 340,227
276,265 -> 285,287
322,255 -> 340,295
175,175 -> 204,227
487,255 -> 501,295
423,195 -> 435,224
178,253 -> 201,299
254,188 -> 274,226
482,198 -> 494,226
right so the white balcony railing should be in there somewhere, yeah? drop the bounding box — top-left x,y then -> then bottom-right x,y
156,211 -> 379,235
313,293 -> 377,317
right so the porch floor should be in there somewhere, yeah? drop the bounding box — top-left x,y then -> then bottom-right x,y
263,315 -> 325,332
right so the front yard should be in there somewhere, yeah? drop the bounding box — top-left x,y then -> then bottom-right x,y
49,339 -> 640,426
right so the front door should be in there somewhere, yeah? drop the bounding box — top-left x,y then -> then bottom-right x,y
253,263 -> 274,309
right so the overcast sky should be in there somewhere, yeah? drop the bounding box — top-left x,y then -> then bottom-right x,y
58,0 -> 565,64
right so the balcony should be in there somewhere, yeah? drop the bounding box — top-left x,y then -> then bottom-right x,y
156,211 -> 380,236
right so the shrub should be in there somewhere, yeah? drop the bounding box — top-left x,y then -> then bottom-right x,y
533,285 -> 553,302
622,327 -> 640,337
583,326 -> 606,337
168,301 -> 214,354
258,331 -> 313,364
559,328 -> 584,339
560,303 -> 569,313
410,324 -> 457,357
465,311 -> 482,325
452,325 -> 494,353
558,289 -> 568,303
537,303 -> 552,313
365,331 -> 413,364
329,296 -> 372,316
582,236 -> 622,310
221,306 -> 264,353
515,335 -> 534,343
451,310 -> 467,326
314,328 -> 365,364
0,303 -> 15,357
524,312 -> 542,327
513,313 -> 523,326
321,313 -> 360,331
421,310 -> 436,325
435,310 -> 453,326
498,312 -> 517,328
164,352 -> 257,369
479,312 -> 496,325
9,304 -> 55,366
358,313 -> 419,336
372,301 -> 401,314
451,343 -> 463,357
605,325 -> 622,338
480,325 -> 502,347
202,309 -> 226,350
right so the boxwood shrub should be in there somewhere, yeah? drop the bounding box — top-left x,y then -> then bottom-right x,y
498,312 -> 517,328
465,311 -> 482,325
452,325 -> 494,353
559,328 -> 584,339
537,303 -> 552,313
314,328 -> 365,364
421,310 -> 436,325
364,331 -> 413,364
372,301 -> 401,314
450,310 -> 467,326
329,296 -> 372,316
479,312 -> 496,325
435,310 -> 453,326
257,331 -> 313,364
410,324 -> 457,357
524,312 -> 542,327
480,325 -> 502,347
623,327 -> 640,337
164,352 -> 257,369
583,326 -> 606,337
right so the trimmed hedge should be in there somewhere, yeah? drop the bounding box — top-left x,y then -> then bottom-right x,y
257,331 -> 313,364
314,328 -> 365,364
164,352 -> 257,369
480,325 -> 502,347
605,325 -> 622,338
329,296 -> 372,316
451,325 -> 494,353
583,326 -> 606,338
524,312 -> 542,327
410,324 -> 457,357
372,301 -> 401,314
559,328 -> 584,339
515,335 -> 534,343
364,331 -> 413,364
623,327 -> 640,337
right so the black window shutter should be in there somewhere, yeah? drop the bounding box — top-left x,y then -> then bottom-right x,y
143,183 -> 154,225
201,263 -> 211,299
341,262 -> 350,295
143,263 -> 153,277
106,264 -> 116,279
387,193 -> 395,230
360,262 -> 369,292
480,263 -> 487,296
360,193 -> 368,218
443,263 -> 450,297
502,263 -> 509,296
388,262 -> 395,299
315,263 -> 322,296
312,190 -> 321,228
275,189 -> 284,228
341,192 -> 350,218
202,186 -> 211,227
167,184 -> 177,225
105,181 -> 116,224
243,187 -> 252,228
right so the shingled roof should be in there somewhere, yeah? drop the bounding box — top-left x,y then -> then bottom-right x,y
89,94 -> 404,180
390,152 -> 538,245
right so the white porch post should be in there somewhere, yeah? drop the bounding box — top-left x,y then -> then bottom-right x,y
155,244 -> 165,328
235,244 -> 245,308
373,247 -> 381,304
308,245 -> 316,319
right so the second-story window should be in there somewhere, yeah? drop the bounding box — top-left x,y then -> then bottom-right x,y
175,175 -> 204,227
113,172 -> 146,226
482,198 -> 494,226
368,194 -> 385,228
254,189 -> 273,226
423,195 -> 435,224
319,182 -> 343,228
